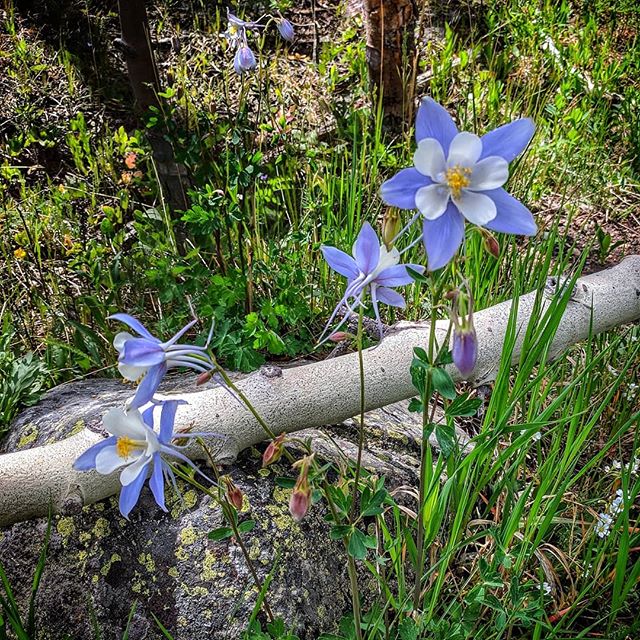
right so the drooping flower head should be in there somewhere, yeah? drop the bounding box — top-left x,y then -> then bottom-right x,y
277,18 -> 295,42
110,313 -> 215,410
381,98 -> 537,270
320,222 -> 424,342
73,400 -> 215,518
234,45 -> 257,74
450,288 -> 478,377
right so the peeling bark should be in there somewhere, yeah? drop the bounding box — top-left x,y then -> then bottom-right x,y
1,256 -> 639,527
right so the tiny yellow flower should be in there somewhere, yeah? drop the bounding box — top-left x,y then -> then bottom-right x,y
14,247 -> 26,260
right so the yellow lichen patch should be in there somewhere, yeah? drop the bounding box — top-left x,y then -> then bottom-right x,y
93,518 -> 111,538
56,516 -> 75,540
100,553 -> 122,576
69,420 -> 85,436
78,550 -> 88,562
265,503 -> 292,531
249,539 -> 261,561
92,574 -> 99,584
175,546 -> 189,561
17,424 -> 38,449
180,582 -> 209,597
79,531 -> 91,544
177,616 -> 188,628
201,549 -> 223,581
179,525 -> 198,546
272,486 -> 289,504
168,567 -> 179,578
138,552 -> 156,573
170,488 -> 198,518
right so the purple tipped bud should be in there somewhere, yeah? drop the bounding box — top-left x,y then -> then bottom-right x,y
484,233 -> 500,259
233,45 -> 257,74
452,326 -> 478,377
277,18 -> 295,42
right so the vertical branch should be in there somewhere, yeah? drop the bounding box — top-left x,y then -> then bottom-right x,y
116,0 -> 189,214
363,0 -> 418,126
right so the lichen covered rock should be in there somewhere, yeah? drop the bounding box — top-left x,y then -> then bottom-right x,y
0,377 -> 424,638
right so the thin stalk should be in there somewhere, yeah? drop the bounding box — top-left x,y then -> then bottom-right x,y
170,459 -> 275,622
350,306 -> 366,519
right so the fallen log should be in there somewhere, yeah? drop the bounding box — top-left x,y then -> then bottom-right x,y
1,256 -> 639,527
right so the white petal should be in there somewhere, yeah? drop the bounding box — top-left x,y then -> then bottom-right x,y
118,362 -> 148,381
95,446 -> 132,474
113,331 -> 134,353
447,132 -> 482,167
413,138 -> 446,180
453,190 -> 497,225
469,156 -> 509,191
415,184 -> 450,220
120,454 -> 151,486
102,407 -> 148,439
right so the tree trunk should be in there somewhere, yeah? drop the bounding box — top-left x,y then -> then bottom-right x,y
1,256 -> 639,527
363,0 -> 417,126
117,0 -> 189,213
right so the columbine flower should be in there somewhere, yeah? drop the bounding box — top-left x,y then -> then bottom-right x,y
277,18 -> 295,41
110,313 -> 214,410
234,45 -> 257,74
320,222 -> 424,341
381,97 -> 537,270
73,400 -> 212,518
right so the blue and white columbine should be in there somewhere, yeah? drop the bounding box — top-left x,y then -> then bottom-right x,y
73,400 -> 210,518
320,222 -> 424,341
110,313 -> 214,410
381,98 -> 537,270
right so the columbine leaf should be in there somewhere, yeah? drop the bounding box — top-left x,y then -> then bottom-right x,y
237,519 -> 256,534
435,422 -> 456,457
446,392 -> 483,417
208,527 -> 234,541
431,367 -> 456,400
347,529 -> 368,560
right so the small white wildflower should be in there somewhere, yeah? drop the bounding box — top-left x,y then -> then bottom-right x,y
612,460 -> 622,470
532,431 -> 542,442
542,581 -> 552,595
594,512 -> 612,538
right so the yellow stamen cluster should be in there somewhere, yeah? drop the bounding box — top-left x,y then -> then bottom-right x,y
229,24 -> 238,35
116,436 -> 139,459
445,165 -> 472,199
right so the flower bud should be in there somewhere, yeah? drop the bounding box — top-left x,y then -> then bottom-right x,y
289,484 -> 311,522
452,324 -> 478,377
262,433 -> 286,467
277,18 -> 295,42
381,209 -> 401,250
196,370 -> 214,386
483,232 -> 500,259
233,45 -> 257,74
223,476 -> 244,510
329,331 -> 351,343
289,454 -> 314,521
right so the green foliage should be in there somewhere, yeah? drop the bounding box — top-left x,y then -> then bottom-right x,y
0,328 -> 49,437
